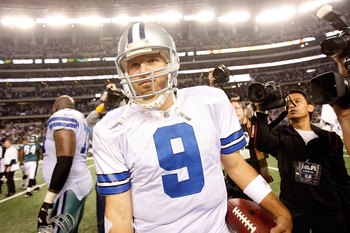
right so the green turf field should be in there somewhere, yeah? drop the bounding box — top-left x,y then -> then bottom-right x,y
0,153 -> 349,233
0,158 -> 98,233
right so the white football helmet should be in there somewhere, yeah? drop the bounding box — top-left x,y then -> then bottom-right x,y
115,22 -> 180,109
37,213 -> 75,233
29,134 -> 37,143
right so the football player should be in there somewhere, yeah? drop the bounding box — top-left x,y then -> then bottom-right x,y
22,134 -> 42,197
93,22 -> 292,233
37,95 -> 93,232
18,139 -> 29,190
0,141 -> 4,194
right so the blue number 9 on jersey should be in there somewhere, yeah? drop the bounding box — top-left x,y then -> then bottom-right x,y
154,122 -> 205,198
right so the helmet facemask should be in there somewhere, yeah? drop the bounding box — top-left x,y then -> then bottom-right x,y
115,23 -> 179,110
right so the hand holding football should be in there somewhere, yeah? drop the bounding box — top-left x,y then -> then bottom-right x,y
226,198 -> 276,233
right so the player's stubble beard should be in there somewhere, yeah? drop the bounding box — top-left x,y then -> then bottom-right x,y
133,73 -> 173,110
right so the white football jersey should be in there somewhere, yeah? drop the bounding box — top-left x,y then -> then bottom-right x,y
93,86 -> 246,233
43,108 -> 93,200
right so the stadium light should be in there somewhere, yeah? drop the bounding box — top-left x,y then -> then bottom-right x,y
36,16 -> 112,26
36,16 -> 71,26
113,12 -> 182,24
184,10 -> 215,23
298,0 -> 342,13
218,10 -> 250,23
256,6 -> 296,24
75,17 -> 111,25
112,15 -> 130,25
156,11 -> 183,23
1,17 -> 35,29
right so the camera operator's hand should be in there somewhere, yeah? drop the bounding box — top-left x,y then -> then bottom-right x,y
333,103 -> 350,120
207,69 -> 216,87
332,103 -> 350,155
331,54 -> 349,77
106,83 -> 117,90
96,83 -> 118,114
101,83 -> 117,102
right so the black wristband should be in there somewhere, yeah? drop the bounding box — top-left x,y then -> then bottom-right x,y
49,156 -> 73,192
42,202 -> 53,210
10,159 -> 16,165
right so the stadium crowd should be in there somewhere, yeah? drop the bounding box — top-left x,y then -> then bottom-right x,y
1,9 -> 349,60
0,65 -> 327,145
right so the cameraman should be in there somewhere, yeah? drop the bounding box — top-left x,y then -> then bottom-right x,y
226,97 -> 273,199
254,89 -> 350,233
331,54 -> 350,155
86,82 -> 127,233
208,66 -> 274,198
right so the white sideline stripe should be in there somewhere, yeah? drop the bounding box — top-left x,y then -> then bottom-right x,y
0,162 -> 95,204
0,183 -> 48,203
268,166 -> 279,171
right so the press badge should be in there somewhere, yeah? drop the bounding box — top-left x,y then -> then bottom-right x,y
294,160 -> 322,186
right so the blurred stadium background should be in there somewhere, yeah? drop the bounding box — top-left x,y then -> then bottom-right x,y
1,0 -> 350,232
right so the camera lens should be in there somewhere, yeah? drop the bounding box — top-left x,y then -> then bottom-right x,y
213,68 -> 224,79
248,83 -> 266,102
320,36 -> 349,55
212,64 -> 230,83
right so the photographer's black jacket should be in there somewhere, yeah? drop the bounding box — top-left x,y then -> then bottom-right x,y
255,112 -> 350,218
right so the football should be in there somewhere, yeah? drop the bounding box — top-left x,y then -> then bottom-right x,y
226,198 -> 276,233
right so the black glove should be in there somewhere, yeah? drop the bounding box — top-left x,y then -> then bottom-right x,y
37,202 -> 53,230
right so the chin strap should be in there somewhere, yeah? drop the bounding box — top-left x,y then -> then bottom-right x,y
174,107 -> 191,121
136,89 -> 170,110
172,89 -> 191,121
110,103 -> 132,129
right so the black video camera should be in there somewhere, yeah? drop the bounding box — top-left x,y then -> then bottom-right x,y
310,5 -> 350,106
317,4 -> 350,57
248,81 -> 286,110
212,64 -> 230,83
310,72 -> 350,106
